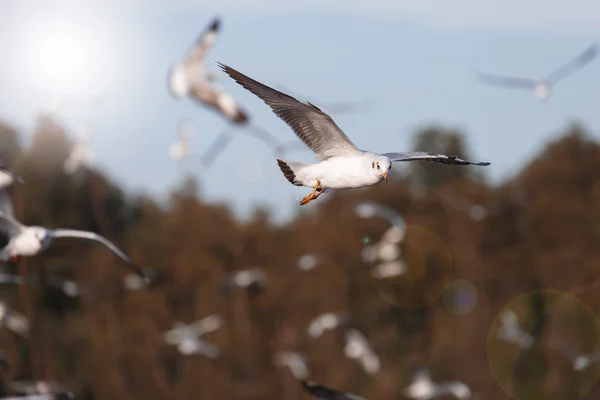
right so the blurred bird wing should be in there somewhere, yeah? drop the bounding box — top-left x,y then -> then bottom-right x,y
218,63 -> 361,161
476,72 -> 538,89
301,381 -> 368,400
551,337 -> 579,359
546,43 -> 599,84
383,152 -> 490,166
0,211 -> 23,236
0,187 -> 15,217
187,314 -> 223,336
184,17 -> 221,65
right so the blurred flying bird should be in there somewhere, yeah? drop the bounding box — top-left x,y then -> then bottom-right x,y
371,260 -> 406,279
218,63 -> 490,206
197,125 -> 307,170
496,309 -> 534,350
220,267 -> 267,293
164,315 -> 223,358
273,351 -> 309,379
0,211 -> 150,283
168,17 -> 249,124
296,253 -> 322,271
9,382 -> 72,397
403,369 -> 475,400
549,337 -> 600,371
0,302 -> 29,337
300,380 -> 367,400
354,202 -> 406,229
63,128 -> 94,175
307,312 -> 348,339
169,120 -> 197,166
477,43 -> 599,101
343,329 -> 380,375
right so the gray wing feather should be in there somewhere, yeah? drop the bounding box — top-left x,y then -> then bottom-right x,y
546,43 -> 599,84
50,229 -> 148,281
383,152 -> 490,166
551,338 -> 579,359
477,73 -> 538,89
217,63 -> 360,161
0,212 -> 24,236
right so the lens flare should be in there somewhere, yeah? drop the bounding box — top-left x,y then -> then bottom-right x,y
443,279 -> 478,315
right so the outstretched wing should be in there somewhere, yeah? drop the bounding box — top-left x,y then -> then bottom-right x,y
184,17 -> 221,65
383,152 -> 490,166
218,63 -> 361,161
546,43 -> 599,84
550,337 -> 579,360
0,211 -> 24,236
50,229 -> 148,282
477,72 -> 538,89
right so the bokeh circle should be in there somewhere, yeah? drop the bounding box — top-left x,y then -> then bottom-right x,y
487,290 -> 600,400
442,279 -> 478,315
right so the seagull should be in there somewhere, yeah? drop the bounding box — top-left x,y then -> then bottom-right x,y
220,267 -> 267,293
371,260 -> 406,279
496,309 -> 534,350
296,253 -> 322,271
300,380 -> 367,400
9,382 -> 72,397
218,63 -> 490,206
168,17 -> 249,124
273,351 -> 309,379
403,369 -> 475,400
307,312 -> 348,339
0,211 -> 149,283
164,315 -> 223,358
361,225 -> 405,265
343,329 -> 380,375
354,202 -> 406,229
0,302 -> 29,336
63,128 -> 94,175
477,43 -> 599,101
169,120 -> 197,165
549,337 -> 600,372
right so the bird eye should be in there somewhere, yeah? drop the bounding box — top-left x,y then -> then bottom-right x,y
376,163 -> 380,169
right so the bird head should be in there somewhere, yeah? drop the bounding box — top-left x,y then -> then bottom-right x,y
371,156 -> 392,182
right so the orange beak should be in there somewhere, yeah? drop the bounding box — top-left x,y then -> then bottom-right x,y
382,171 -> 388,182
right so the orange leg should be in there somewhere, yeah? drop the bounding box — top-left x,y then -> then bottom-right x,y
299,181 -> 323,206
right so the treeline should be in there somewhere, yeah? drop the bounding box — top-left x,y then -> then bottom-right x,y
0,115 -> 599,400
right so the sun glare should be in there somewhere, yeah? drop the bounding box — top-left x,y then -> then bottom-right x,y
7,9 -> 118,96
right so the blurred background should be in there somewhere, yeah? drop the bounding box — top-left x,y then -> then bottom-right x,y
0,0 -> 600,399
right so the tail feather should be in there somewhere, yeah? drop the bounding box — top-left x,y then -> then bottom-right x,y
276,159 -> 303,186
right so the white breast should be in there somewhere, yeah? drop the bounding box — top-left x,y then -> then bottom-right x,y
12,230 -> 44,256
301,155 -> 383,190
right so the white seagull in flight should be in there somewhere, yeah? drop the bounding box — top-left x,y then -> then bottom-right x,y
168,17 -> 249,124
0,212 -> 149,282
496,309 -> 534,350
307,312 -> 348,339
218,63 -> 490,206
478,43 -> 599,101
403,369 -> 475,400
550,337 -> 600,372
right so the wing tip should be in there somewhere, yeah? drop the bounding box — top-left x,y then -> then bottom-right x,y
209,17 -> 221,32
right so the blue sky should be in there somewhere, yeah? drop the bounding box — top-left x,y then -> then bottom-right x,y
0,0 -> 599,222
